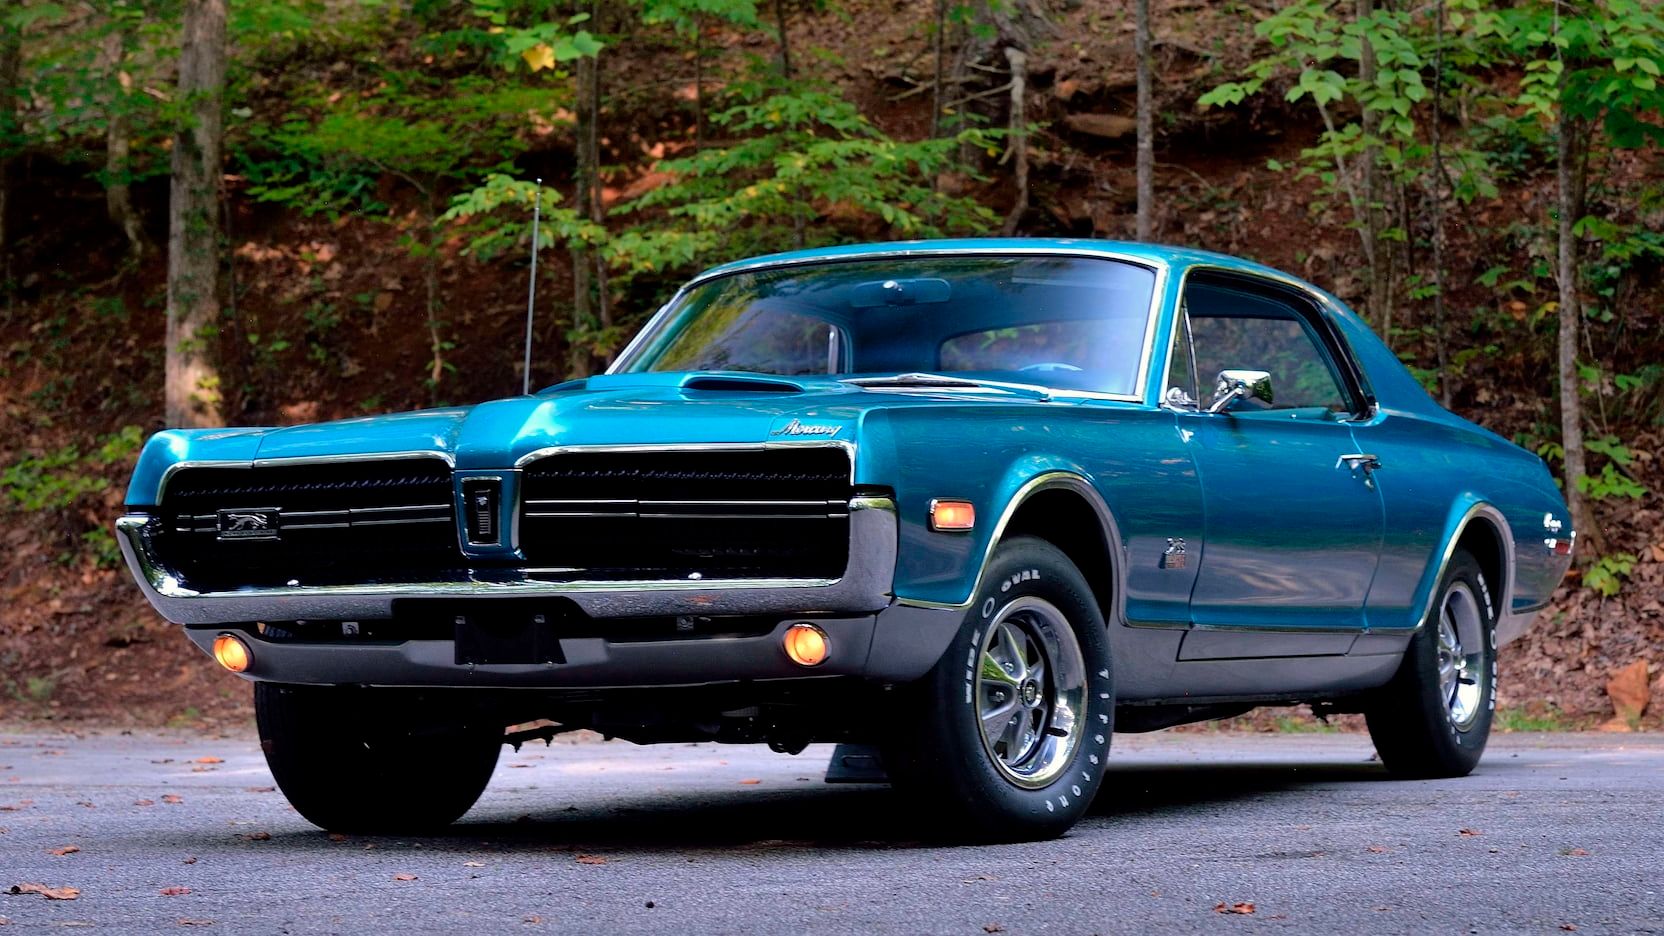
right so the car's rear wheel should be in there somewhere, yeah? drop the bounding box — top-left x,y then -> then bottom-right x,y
1365,548 -> 1497,778
882,536 -> 1113,842
255,683 -> 501,834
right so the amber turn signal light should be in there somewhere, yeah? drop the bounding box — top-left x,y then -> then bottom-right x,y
783,622 -> 829,667
212,633 -> 252,673
929,499 -> 976,531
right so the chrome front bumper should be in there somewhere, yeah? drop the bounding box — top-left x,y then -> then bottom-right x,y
116,496 -> 899,625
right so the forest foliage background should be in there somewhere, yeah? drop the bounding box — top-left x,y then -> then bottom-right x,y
1,0 -> 1661,727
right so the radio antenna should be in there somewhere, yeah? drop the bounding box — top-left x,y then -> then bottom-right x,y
521,178 -> 543,396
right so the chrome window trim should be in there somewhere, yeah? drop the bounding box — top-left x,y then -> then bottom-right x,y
895,471 -> 1127,624
1159,263 -> 1373,419
607,247 -> 1170,406
154,451 -> 457,503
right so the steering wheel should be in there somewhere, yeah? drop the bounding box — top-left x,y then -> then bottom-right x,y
1019,362 -> 1084,373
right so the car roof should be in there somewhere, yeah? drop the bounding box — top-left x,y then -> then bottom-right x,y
688,238 -> 1316,292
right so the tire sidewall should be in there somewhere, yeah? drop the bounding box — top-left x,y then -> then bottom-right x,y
1429,553 -> 1498,755
930,536 -> 1114,835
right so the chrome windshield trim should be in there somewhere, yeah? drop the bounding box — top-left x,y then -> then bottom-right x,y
607,247 -> 1169,406
155,451 -> 457,503
116,496 -> 898,623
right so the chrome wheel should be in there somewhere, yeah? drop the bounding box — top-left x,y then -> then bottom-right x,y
974,596 -> 1088,789
1437,582 -> 1486,730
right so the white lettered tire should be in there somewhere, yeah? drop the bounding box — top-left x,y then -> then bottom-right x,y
882,536 -> 1114,841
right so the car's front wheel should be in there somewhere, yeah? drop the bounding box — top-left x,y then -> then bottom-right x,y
255,683 -> 502,834
1365,548 -> 1497,778
882,535 -> 1114,842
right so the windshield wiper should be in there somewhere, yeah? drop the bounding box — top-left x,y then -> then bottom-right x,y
842,373 -> 1052,400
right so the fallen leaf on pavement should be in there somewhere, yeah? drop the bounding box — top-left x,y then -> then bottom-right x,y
134,800 -> 155,807
393,873 -> 417,882
48,846 -> 80,857
463,861 -> 485,868
575,855 -> 607,865
178,920 -> 214,927
1564,848 -> 1590,857
737,779 -> 761,785
1366,846 -> 1388,853
1458,828 -> 1481,837
161,795 -> 183,805
9,883 -> 81,900
1561,926 -> 1578,932
242,832 -> 271,842
523,915 -> 542,924
244,787 -> 274,794
1214,902 -> 1256,915
160,887 -> 190,897
181,858 -> 197,865
983,925 -> 1004,934
193,757 -> 223,765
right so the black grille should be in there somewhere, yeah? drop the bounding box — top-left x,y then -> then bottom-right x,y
158,459 -> 461,589
518,448 -> 852,579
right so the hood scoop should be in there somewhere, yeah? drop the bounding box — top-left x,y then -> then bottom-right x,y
680,374 -> 806,394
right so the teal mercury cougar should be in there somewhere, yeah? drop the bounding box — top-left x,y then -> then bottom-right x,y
118,239 -> 1574,840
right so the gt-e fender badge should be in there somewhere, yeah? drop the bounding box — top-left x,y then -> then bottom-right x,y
1162,537 -> 1188,569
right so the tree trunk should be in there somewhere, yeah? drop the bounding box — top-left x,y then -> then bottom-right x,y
104,23 -> 150,262
1556,113 -> 1601,556
774,0 -> 793,80
692,13 -> 704,151
999,46 -> 1028,236
165,0 -> 226,428
1134,0 -> 1153,241
0,16 -> 21,308
1429,0 -> 1450,408
588,5 -> 611,363
930,0 -> 947,139
569,4 -> 603,379
1355,0 -> 1388,334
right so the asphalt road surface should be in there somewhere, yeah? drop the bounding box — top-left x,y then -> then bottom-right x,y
1,729 -> 1660,934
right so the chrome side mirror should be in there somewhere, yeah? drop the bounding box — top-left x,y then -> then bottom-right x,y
1208,369 -> 1274,413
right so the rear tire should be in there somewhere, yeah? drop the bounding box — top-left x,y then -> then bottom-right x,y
255,683 -> 501,834
882,536 -> 1114,842
1365,549 -> 1497,779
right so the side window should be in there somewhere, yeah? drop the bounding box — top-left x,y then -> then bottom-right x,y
1162,303 -> 1199,408
1184,281 -> 1351,414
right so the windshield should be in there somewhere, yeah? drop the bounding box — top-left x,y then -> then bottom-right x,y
616,255 -> 1158,397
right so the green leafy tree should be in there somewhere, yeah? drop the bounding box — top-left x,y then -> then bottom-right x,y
1493,0 -> 1664,559
613,77 -> 999,275
246,74 -> 563,396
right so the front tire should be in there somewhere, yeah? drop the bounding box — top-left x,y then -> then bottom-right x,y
255,683 -> 502,834
882,536 -> 1114,842
1365,549 -> 1497,778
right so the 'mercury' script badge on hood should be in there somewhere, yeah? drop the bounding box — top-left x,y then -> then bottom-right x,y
771,418 -> 843,438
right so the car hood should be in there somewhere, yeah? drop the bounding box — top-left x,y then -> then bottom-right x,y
128,372 -> 1062,503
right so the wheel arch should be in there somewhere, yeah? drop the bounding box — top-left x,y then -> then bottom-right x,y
978,472 -> 1127,628
1417,500 -> 1515,633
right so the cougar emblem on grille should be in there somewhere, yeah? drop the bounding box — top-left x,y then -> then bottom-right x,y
217,508 -> 280,541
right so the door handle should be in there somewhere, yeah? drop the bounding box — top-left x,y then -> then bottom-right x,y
1337,453 -> 1382,472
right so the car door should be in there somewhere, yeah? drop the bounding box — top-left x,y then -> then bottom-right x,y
1164,272 -> 1384,658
